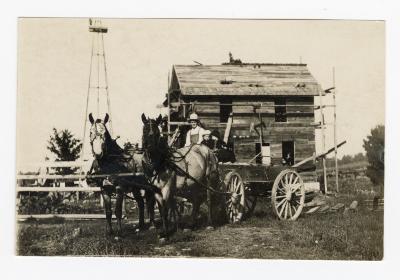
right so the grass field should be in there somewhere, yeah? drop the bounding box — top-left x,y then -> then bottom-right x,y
17,191 -> 383,260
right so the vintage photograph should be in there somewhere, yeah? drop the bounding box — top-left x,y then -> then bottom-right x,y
16,18 -> 384,259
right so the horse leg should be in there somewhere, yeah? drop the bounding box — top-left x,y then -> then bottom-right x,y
169,197 -> 179,232
101,190 -> 113,236
190,198 -> 201,230
146,191 -> 156,229
206,188 -> 214,227
133,189 -> 145,230
154,193 -> 168,238
115,187 -> 124,236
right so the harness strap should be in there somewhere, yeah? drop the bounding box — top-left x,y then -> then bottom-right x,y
166,159 -> 229,196
174,150 -> 189,188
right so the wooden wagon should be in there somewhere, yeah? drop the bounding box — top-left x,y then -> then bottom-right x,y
216,140 -> 345,223
219,163 -> 305,222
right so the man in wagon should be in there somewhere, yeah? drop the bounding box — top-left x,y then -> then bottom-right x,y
184,113 -> 207,146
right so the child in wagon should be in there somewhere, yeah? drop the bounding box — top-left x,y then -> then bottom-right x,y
201,129 -> 214,149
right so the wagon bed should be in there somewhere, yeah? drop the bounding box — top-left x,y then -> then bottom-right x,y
218,162 -> 306,223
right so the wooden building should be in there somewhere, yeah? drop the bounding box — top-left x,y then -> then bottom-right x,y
165,62 -> 322,167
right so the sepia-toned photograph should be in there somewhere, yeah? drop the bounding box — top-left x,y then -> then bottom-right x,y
16,18 -> 384,259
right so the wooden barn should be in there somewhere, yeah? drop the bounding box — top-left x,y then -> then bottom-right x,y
164,62 -> 322,167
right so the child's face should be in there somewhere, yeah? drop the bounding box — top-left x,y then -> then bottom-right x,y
203,135 -> 210,141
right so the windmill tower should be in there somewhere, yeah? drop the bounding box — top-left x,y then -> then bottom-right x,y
81,19 -> 113,159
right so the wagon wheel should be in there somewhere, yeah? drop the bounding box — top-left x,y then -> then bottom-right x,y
271,169 -> 305,221
224,171 -> 247,223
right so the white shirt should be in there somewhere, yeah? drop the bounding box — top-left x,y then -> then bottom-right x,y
185,126 -> 206,146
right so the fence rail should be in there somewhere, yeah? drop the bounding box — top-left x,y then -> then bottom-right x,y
16,172 -> 144,180
17,161 -> 89,168
16,214 -> 121,221
16,186 -> 102,192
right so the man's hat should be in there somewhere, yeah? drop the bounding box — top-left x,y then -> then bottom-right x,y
189,113 -> 199,122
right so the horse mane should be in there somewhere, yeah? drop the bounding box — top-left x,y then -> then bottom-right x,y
103,127 -> 124,156
142,118 -> 170,172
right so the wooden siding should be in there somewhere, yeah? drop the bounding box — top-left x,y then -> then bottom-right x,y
175,96 -> 316,163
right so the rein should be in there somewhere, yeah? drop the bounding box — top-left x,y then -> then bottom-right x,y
165,159 -> 230,196
143,142 -> 230,196
141,120 -> 231,196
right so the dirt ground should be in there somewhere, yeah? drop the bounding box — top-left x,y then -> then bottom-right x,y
17,194 -> 383,260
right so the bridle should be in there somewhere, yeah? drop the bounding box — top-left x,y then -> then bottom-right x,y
90,122 -> 107,158
142,120 -> 166,174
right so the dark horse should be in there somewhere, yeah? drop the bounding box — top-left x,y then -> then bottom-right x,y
141,114 -> 221,238
87,113 -> 155,236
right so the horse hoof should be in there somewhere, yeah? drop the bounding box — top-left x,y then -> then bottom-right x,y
206,226 -> 214,231
114,236 -> 121,241
183,228 -> 192,233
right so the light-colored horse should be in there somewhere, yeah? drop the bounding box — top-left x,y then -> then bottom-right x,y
141,114 -> 221,237
88,113 -> 155,236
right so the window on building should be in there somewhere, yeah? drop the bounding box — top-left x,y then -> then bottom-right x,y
220,97 -> 233,123
275,98 -> 287,122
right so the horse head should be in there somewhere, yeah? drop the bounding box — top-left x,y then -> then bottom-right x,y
141,113 -> 163,152
89,113 -> 110,160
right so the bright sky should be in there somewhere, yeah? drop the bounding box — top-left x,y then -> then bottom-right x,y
17,18 -> 384,164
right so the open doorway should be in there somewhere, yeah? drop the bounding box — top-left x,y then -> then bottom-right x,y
282,141 -> 295,166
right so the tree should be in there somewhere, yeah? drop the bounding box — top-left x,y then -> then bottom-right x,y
363,125 -> 384,187
47,128 -> 82,174
353,152 -> 366,162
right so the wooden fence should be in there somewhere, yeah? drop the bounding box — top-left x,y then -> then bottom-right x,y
16,161 -> 144,221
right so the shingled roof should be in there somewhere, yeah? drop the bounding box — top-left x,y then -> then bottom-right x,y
172,64 -> 322,96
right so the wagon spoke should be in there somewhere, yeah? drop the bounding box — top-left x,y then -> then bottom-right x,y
291,183 -> 302,193
285,202 -> 290,220
279,201 -> 287,217
293,200 -> 300,205
276,197 -> 286,208
236,182 -> 242,194
275,195 -> 286,199
288,202 -> 293,217
289,173 -> 294,185
294,190 -> 303,197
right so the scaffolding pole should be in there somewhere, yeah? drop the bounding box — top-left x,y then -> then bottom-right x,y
333,67 -> 339,192
319,86 -> 328,194
167,71 -> 171,143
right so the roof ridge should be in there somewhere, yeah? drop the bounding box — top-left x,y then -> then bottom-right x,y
174,63 -> 308,67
